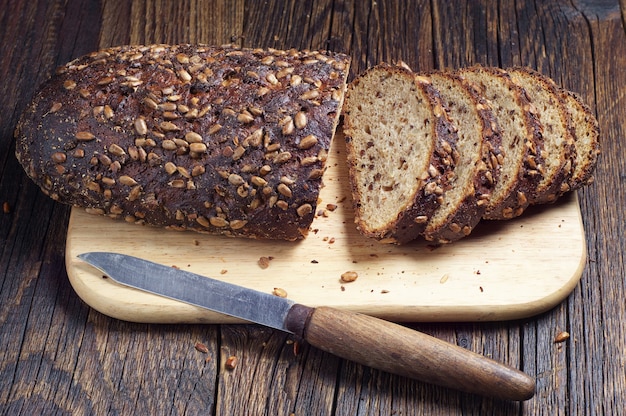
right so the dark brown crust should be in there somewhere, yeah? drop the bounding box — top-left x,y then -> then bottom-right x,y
457,66 -> 545,220
343,64 -> 458,244
560,90 -> 600,189
508,66 -> 577,204
14,44 -> 350,240
423,71 -> 504,243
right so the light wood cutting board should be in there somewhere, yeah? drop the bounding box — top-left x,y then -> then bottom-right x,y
65,133 -> 586,323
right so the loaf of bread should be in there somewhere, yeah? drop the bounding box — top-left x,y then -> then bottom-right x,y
15,44 -> 350,240
342,64 -> 599,244
342,64 -> 459,244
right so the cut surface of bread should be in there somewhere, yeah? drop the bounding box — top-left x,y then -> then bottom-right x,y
508,67 -> 575,203
423,71 -> 503,243
342,64 -> 458,243
561,90 -> 600,188
457,66 -> 544,220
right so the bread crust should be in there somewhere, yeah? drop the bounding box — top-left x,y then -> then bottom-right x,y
15,44 -> 350,240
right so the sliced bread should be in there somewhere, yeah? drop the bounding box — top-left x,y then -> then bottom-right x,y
457,66 -> 545,220
422,71 -> 504,243
342,64 -> 458,243
508,67 -> 576,203
560,90 -> 600,189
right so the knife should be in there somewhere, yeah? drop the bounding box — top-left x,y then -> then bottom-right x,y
78,251 -> 535,401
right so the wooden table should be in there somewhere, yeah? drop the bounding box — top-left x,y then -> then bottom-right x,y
1,1 -> 623,414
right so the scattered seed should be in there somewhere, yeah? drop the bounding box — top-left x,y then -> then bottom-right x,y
75,131 -> 95,141
195,342 -> 209,354
237,112 -> 255,123
119,175 -> 138,186
63,80 -> 77,90
298,135 -> 318,150
229,219 -> 248,230
163,162 -> 177,175
266,73 -> 278,85
209,217 -> 229,227
51,152 -> 67,163
258,256 -> 271,269
296,203 -> 313,217
160,121 -> 179,131
143,97 -> 159,110
225,355 -> 237,370
185,131 -> 203,143
108,143 -> 126,157
177,69 -> 192,82
49,102 -> 63,113
294,111 -> 307,129
273,287 -> 288,298
189,142 -> 207,153
299,89 -> 319,100
554,331 -> 570,343
277,183 -> 292,198
228,173 -> 245,186
3,202 -> 10,214
341,271 -> 358,282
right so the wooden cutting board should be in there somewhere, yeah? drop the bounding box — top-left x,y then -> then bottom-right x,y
65,133 -> 586,323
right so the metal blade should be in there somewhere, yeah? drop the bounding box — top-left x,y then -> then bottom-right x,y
78,252 -> 295,332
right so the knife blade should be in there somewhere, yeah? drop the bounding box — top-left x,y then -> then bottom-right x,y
78,251 -> 535,401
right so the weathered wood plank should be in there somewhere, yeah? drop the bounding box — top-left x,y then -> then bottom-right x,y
1,0 -> 624,415
571,2 -> 626,415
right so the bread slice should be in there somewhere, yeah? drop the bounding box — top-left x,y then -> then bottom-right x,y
422,71 -> 504,243
561,90 -> 600,188
457,66 -> 545,220
342,64 -> 458,243
508,67 -> 576,203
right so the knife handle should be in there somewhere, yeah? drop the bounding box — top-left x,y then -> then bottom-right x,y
285,304 -> 535,401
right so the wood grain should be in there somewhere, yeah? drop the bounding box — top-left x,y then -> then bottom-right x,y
1,0 -> 624,415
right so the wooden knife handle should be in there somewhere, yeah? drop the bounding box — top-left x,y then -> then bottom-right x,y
285,304 -> 535,401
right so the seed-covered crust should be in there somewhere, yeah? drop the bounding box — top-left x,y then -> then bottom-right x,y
560,90 -> 600,189
508,67 -> 576,204
458,66 -> 545,220
423,71 -> 503,243
15,44 -> 350,240
342,64 -> 458,244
